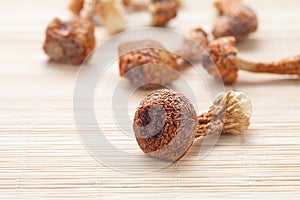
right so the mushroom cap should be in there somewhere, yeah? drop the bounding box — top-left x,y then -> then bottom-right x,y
119,39 -> 180,89
133,89 -> 197,161
43,17 -> 96,65
186,28 -> 209,48
202,36 -> 239,84
149,0 -> 180,26
177,27 -> 208,62
213,0 -> 258,41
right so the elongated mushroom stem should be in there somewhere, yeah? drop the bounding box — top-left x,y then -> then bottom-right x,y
196,90 -> 252,137
202,36 -> 300,84
239,55 -> 300,75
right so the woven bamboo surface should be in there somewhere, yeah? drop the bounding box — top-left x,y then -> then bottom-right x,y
0,0 -> 300,199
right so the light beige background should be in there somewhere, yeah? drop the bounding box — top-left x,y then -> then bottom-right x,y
0,0 -> 300,199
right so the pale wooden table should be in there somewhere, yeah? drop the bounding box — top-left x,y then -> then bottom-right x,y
0,0 -> 300,199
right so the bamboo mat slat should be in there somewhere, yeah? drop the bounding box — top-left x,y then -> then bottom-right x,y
0,0 -> 300,199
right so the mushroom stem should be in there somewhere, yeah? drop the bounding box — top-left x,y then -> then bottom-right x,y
202,36 -> 300,84
196,109 -> 222,138
97,0 -> 128,34
195,91 -> 252,138
69,0 -> 128,34
238,55 -> 300,75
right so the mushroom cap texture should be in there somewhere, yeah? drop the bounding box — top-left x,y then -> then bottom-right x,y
149,0 -> 180,26
119,39 -> 180,89
133,89 -> 197,161
213,0 -> 258,41
43,17 -> 96,65
202,36 -> 239,84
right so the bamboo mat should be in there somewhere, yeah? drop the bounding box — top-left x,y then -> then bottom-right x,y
0,0 -> 300,199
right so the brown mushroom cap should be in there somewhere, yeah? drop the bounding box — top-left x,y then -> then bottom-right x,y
133,89 -> 197,161
202,36 -> 239,84
213,0 -> 258,41
177,27 -> 209,62
119,39 -> 180,89
149,0 -> 180,26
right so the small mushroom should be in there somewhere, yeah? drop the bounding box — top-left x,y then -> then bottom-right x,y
134,89 -> 252,161
134,89 -> 197,161
69,0 -> 128,34
212,0 -> 258,41
122,0 -> 181,26
202,36 -> 239,84
202,36 -> 300,84
149,0 -> 180,26
118,28 -> 209,89
119,39 -> 180,89
43,17 -> 96,65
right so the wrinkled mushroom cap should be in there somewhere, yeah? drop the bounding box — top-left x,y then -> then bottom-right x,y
119,39 -> 180,89
133,89 -> 197,161
202,36 -> 239,84
149,0 -> 180,26
213,0 -> 258,41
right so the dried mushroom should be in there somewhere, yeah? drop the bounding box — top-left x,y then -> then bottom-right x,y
149,0 -> 180,26
122,0 -> 181,26
134,89 -> 252,161
69,0 -> 128,34
212,0 -> 258,41
202,36 -> 300,84
119,39 -> 180,89
43,17 -> 96,65
134,89 -> 197,161
118,28 -> 210,88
